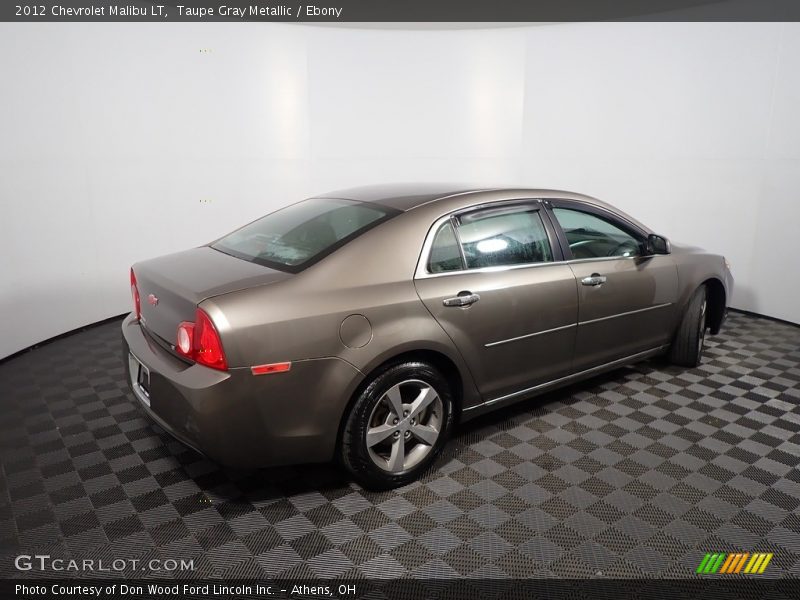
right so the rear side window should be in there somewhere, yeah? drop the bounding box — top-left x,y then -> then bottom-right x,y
428,221 -> 464,273
457,206 -> 553,269
212,198 -> 396,272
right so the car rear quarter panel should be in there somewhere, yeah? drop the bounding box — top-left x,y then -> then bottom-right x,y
123,314 -> 361,466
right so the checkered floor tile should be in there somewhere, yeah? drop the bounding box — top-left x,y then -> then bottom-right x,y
1,312 -> 798,579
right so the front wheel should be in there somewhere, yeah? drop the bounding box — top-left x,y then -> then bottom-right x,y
669,286 -> 708,367
340,361 -> 454,490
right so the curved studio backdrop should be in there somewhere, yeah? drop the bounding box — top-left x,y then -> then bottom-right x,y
1,21 -> 799,359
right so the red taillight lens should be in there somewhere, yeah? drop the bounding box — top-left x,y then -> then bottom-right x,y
194,308 -> 227,370
130,268 -> 141,320
175,308 -> 228,371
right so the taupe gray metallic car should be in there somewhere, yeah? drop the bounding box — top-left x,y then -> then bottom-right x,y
122,184 -> 733,488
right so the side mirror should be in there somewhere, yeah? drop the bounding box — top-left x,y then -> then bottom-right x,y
645,234 -> 671,255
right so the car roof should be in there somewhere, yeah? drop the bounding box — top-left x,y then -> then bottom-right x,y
312,184 -> 653,235
313,183 -> 615,213
313,183 -> 496,211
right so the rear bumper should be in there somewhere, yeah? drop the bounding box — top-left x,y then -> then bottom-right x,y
121,314 -> 364,468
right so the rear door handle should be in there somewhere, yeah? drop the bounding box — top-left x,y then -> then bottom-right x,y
443,292 -> 481,307
581,274 -> 607,286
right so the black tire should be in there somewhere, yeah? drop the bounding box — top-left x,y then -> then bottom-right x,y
669,286 -> 708,367
341,361 -> 454,490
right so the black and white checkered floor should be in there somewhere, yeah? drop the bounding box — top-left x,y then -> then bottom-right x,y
1,312 -> 799,580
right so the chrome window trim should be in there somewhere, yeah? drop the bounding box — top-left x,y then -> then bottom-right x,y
417,258 -> 566,279
415,224 -> 645,281
565,255 -> 641,265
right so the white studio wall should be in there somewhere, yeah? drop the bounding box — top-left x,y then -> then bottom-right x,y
0,22 -> 798,359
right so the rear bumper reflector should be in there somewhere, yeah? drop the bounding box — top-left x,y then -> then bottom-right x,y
251,362 -> 292,375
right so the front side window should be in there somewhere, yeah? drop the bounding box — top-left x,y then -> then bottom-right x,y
212,198 -> 395,272
456,206 -> 553,269
552,207 -> 642,259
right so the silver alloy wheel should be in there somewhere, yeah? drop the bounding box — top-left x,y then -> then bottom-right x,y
365,379 -> 443,473
697,297 -> 707,355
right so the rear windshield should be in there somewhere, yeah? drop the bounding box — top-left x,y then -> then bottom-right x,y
211,198 -> 396,272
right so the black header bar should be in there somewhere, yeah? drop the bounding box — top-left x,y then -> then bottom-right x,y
3,0 -> 800,23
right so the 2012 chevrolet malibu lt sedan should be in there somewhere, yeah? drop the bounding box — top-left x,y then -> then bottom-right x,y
123,185 -> 733,488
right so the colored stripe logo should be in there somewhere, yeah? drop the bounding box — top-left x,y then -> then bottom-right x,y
696,552 -> 773,574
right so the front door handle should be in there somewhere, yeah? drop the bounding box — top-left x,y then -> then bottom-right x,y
581,274 -> 607,286
443,292 -> 481,307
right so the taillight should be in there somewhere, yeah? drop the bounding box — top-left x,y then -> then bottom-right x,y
130,268 -> 141,320
175,308 -> 228,371
194,309 -> 227,370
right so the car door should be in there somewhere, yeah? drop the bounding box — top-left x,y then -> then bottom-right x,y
545,200 -> 679,372
414,201 -> 578,402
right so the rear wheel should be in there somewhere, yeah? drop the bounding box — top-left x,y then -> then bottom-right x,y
341,361 -> 454,490
669,286 -> 708,367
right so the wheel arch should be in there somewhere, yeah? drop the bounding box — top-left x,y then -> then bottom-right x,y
703,277 -> 727,334
335,348 -> 468,456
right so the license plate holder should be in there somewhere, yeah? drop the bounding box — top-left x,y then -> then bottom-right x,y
128,353 -> 151,407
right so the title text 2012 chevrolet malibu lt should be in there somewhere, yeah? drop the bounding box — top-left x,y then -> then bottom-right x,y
123,185 -> 733,488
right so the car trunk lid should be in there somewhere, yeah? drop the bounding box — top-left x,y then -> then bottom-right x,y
133,246 -> 291,345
